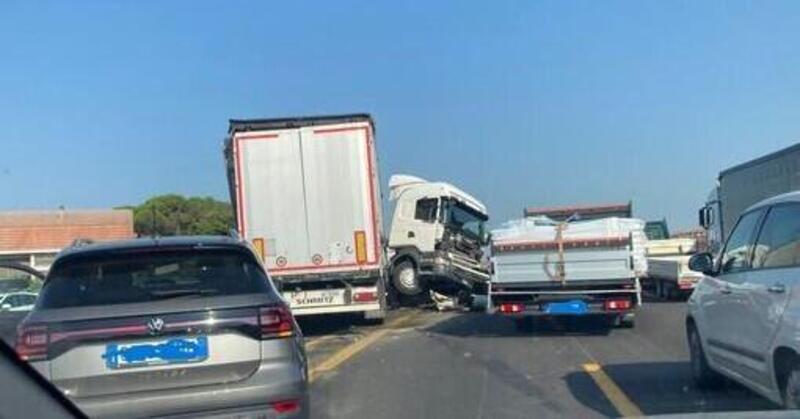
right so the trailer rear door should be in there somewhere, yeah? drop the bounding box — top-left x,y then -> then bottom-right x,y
299,125 -> 380,272
232,122 -> 381,276
232,129 -> 310,272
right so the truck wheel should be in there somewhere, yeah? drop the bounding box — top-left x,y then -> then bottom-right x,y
610,313 -> 635,328
620,314 -> 635,328
688,324 -> 723,389
392,261 -> 422,296
361,310 -> 385,326
666,283 -> 679,300
654,279 -> 665,300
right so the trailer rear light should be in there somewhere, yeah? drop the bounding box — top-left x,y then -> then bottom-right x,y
679,276 -> 700,289
252,237 -> 265,262
16,325 -> 49,361
604,299 -> 632,311
498,303 -> 525,314
354,230 -> 367,264
259,305 -> 294,339
271,399 -> 301,414
353,290 -> 378,303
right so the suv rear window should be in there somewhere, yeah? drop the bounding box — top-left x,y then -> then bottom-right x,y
38,248 -> 272,309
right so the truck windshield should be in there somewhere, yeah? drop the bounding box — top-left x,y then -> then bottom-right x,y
443,200 -> 487,241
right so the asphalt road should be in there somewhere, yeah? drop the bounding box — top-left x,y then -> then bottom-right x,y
303,300 -> 778,419
0,298 -> 782,418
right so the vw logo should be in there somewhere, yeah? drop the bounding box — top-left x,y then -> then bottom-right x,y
147,317 -> 165,335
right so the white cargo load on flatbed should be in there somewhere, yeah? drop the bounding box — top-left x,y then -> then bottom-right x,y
491,217 -> 648,284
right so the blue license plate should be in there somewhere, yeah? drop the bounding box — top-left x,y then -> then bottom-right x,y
103,336 -> 209,369
544,300 -> 588,315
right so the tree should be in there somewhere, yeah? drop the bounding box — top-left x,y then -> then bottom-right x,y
128,194 -> 234,237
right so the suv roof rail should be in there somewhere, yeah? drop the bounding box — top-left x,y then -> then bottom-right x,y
69,238 -> 95,248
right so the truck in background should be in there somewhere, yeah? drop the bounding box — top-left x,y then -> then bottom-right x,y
644,219 -> 669,241
645,237 -> 702,300
488,211 -> 647,329
225,114 -> 386,320
642,220 -> 702,300
700,143 -> 800,254
386,175 -> 491,304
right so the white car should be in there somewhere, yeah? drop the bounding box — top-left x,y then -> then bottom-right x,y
0,292 -> 38,312
688,190 -> 800,408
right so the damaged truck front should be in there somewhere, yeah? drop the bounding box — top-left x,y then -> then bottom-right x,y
386,175 -> 491,303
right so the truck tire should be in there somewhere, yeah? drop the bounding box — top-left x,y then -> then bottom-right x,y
361,310 -> 385,326
610,313 -> 635,328
666,283 -> 678,300
688,324 -> 723,389
392,261 -> 422,296
654,279 -> 665,300
620,315 -> 635,328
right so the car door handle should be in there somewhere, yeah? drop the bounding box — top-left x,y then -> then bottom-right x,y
719,286 -> 732,294
768,283 -> 786,294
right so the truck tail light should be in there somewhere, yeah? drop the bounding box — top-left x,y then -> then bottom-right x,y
252,237 -> 265,262
16,324 -> 49,361
679,276 -> 699,289
604,299 -> 632,311
354,231 -> 367,264
353,290 -> 378,303
259,305 -> 294,339
498,302 -> 525,314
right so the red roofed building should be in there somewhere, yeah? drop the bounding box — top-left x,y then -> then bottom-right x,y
0,209 -> 134,271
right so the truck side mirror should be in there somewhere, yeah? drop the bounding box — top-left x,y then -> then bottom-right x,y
699,207 -> 712,228
689,252 -> 715,275
698,207 -> 714,228
482,232 -> 491,245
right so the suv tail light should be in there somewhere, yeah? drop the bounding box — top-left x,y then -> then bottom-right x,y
16,324 -> 49,361
259,305 -> 294,339
271,399 -> 301,414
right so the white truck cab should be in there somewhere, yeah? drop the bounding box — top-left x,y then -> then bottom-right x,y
386,175 -> 491,300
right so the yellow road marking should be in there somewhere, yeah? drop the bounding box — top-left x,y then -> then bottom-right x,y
308,311 -> 418,383
583,363 -> 644,418
304,335 -> 337,351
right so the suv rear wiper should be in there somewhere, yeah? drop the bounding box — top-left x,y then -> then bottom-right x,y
147,289 -> 218,300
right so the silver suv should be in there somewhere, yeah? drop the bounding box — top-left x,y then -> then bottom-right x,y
687,191 -> 800,409
16,236 -> 308,418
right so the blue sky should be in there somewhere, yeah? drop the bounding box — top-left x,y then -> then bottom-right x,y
1,1 -> 799,229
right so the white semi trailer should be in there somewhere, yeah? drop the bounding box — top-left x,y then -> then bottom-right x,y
700,143 -> 800,254
225,114 -> 386,320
